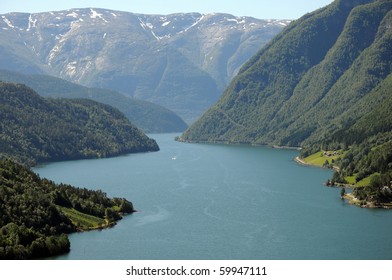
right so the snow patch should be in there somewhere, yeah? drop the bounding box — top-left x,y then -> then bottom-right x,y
138,18 -> 147,30
90,9 -> 108,23
48,45 -> 61,64
152,29 -> 171,41
278,22 -> 287,26
65,61 -> 77,77
110,13 -> 117,17
162,21 -> 171,27
150,30 -> 160,40
27,15 -> 37,31
139,17 -> 171,40
227,17 -> 245,24
103,33 -> 107,39
227,18 -> 238,24
90,9 -> 101,18
2,16 -> 15,28
67,12 -> 79,18
183,14 -> 204,32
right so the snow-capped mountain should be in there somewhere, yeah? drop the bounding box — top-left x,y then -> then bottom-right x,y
0,8 -> 289,122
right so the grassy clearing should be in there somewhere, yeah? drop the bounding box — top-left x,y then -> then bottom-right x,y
357,173 -> 380,187
345,175 -> 356,185
301,151 -> 384,190
303,150 -> 345,167
58,206 -> 105,230
344,173 -> 381,187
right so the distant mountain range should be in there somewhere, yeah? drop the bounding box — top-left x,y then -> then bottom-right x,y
0,9 -> 288,123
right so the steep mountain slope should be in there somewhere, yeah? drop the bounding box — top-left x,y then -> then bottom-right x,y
331,74 -> 392,146
0,9 -> 288,122
323,74 -> 392,190
181,0 -> 392,146
0,82 -> 159,165
0,70 -> 187,133
180,0 -> 392,205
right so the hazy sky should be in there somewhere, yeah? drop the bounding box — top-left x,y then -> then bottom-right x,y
0,0 -> 334,19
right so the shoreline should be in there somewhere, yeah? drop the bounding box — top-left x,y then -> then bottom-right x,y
343,193 -> 392,209
176,137 -> 301,150
294,156 -> 308,166
272,145 -> 301,150
74,210 -> 135,232
294,156 -> 392,209
294,156 -> 340,171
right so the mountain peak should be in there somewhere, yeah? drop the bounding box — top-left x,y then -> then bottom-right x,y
0,8 -> 288,123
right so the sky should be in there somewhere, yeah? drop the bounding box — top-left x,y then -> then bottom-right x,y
0,0 -> 334,20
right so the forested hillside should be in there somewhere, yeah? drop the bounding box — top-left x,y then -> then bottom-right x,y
182,0 -> 391,145
0,159 -> 134,259
0,70 -> 188,133
0,82 -> 159,165
180,0 -> 392,205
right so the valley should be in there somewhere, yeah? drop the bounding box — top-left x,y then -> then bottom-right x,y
1,0 -> 392,261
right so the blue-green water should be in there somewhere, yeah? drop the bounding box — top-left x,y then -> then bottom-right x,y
33,134 -> 392,260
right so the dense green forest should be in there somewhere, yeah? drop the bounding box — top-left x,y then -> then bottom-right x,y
0,81 -> 146,258
0,70 -> 188,133
180,0 -> 392,205
0,159 -> 134,259
0,81 -> 159,165
302,74 -> 392,206
181,0 -> 392,146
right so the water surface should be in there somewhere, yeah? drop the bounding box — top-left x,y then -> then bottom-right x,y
33,134 -> 392,260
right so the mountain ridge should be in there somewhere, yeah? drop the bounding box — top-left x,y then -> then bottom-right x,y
0,69 -> 188,133
0,9 -> 289,123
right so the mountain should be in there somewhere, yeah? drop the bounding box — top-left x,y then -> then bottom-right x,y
0,9 -> 288,123
181,0 -> 392,145
0,82 -> 159,165
180,0 -> 392,204
0,70 -> 188,133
